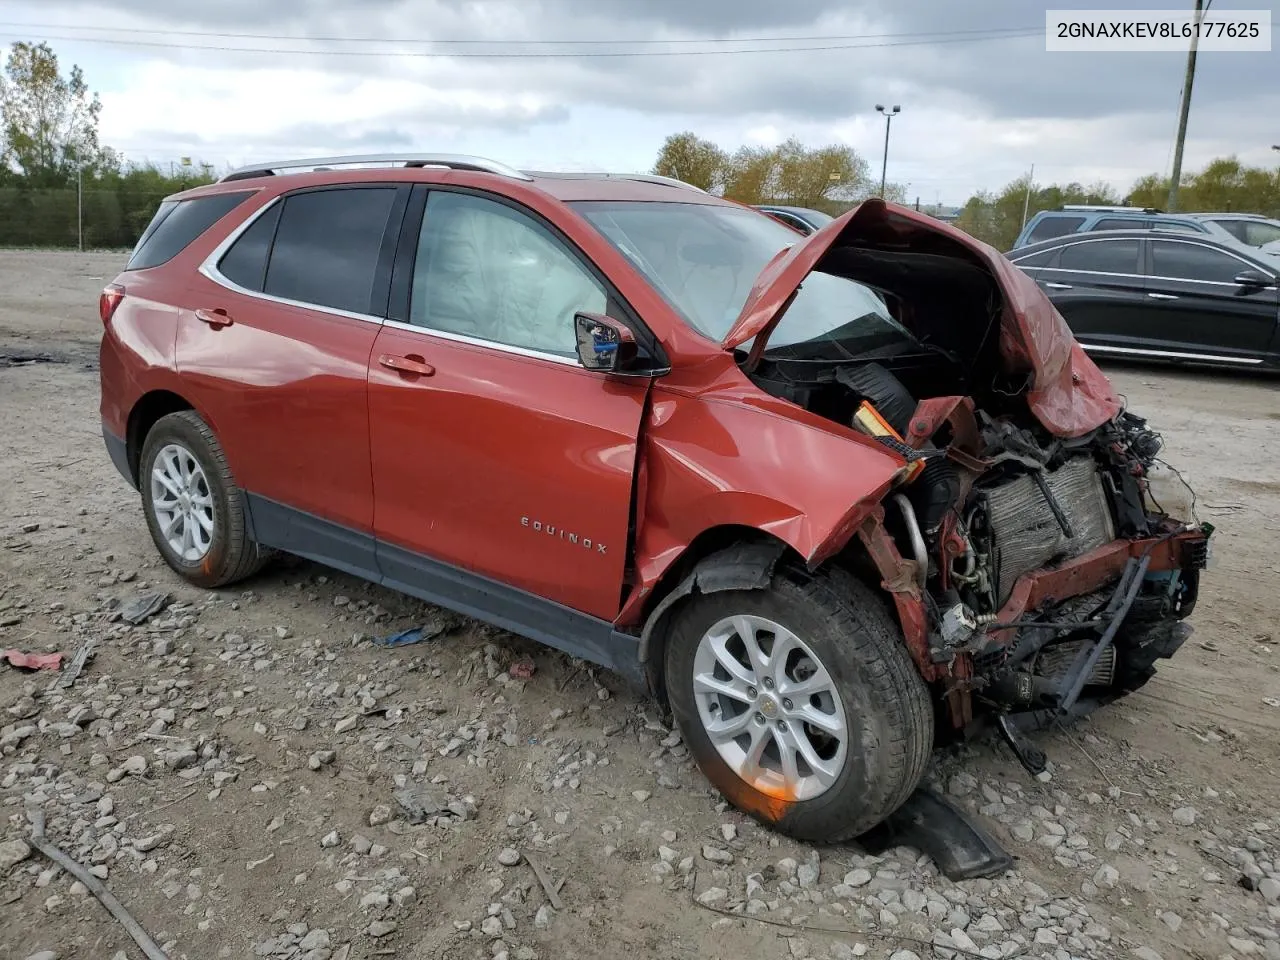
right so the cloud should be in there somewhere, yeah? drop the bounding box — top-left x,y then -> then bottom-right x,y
9,0 -> 1275,201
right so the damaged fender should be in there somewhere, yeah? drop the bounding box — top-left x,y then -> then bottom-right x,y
636,539 -> 787,687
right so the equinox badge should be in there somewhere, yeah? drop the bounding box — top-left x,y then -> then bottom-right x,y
520,516 -> 607,554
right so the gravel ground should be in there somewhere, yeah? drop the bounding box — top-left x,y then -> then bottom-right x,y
1,249 -> 1278,960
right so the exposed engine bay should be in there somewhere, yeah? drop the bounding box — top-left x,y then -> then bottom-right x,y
745,243 -> 1212,770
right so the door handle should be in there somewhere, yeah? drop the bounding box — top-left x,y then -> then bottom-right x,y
195,308 -> 234,328
1147,292 -> 1179,301
378,353 -> 435,377
1043,282 -> 1072,290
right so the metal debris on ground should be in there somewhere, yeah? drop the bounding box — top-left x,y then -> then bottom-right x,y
57,637 -> 98,688
375,614 -> 455,647
393,785 -> 444,823
508,658 -> 536,680
119,591 -> 169,626
26,808 -> 171,960
2,649 -> 63,671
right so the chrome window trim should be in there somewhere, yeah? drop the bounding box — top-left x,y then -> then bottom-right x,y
1080,343 -> 1264,365
381,318 -> 581,367
198,193 -> 387,326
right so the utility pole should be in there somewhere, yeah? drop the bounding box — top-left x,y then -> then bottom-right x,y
77,165 -> 83,252
1021,163 -> 1036,228
875,104 -> 901,197
1168,0 -> 1210,212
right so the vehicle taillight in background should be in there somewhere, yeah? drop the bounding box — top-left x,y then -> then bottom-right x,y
99,283 -> 125,326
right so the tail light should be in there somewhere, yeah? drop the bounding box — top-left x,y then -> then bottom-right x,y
99,283 -> 125,326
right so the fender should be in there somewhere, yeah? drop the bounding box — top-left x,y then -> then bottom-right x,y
636,538 -> 787,681
617,379 -> 907,629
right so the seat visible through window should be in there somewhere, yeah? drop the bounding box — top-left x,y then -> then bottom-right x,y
410,192 -> 607,357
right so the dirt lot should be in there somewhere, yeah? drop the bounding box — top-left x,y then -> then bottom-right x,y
1,249 -> 1278,960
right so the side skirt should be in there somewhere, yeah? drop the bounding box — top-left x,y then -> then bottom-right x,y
244,493 -> 645,688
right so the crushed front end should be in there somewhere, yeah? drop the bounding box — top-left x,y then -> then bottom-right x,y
731,200 -> 1213,772
901,402 -> 1212,770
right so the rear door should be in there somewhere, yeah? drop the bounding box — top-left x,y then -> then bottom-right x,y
181,184 -> 408,570
1144,238 -> 1279,362
1032,236 -> 1147,349
367,186 -> 652,623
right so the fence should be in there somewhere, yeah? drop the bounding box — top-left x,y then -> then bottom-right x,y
0,187 -> 174,250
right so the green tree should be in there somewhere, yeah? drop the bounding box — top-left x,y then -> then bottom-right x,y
722,144 -> 778,204
954,177 -> 1120,250
652,131 -> 727,192
773,138 -> 870,206
0,41 -> 106,186
1134,156 -> 1280,215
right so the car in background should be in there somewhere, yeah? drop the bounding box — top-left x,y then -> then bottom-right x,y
1008,227 -> 1280,369
1012,205 -> 1280,258
753,204 -> 833,235
1189,212 -> 1280,255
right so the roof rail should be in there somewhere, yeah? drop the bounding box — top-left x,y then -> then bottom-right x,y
520,170 -> 708,193
219,153 -> 534,183
1060,204 -> 1161,214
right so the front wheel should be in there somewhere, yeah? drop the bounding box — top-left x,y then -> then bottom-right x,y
664,564 -> 933,842
139,410 -> 271,589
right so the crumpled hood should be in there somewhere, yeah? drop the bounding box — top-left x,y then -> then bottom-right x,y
722,199 -> 1122,438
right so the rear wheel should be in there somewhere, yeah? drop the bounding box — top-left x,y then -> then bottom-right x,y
139,411 -> 271,588
664,564 -> 933,842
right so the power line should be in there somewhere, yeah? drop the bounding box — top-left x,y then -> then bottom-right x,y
0,20 -> 1042,47
0,28 -> 1044,59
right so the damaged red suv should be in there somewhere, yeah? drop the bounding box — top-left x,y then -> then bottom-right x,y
99,154 -> 1211,841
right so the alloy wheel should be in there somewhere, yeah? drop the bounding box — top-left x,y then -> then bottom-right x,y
149,442 -> 215,562
691,614 -> 847,801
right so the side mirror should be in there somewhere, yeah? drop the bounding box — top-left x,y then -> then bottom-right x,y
1234,269 -> 1272,289
574,312 -> 637,373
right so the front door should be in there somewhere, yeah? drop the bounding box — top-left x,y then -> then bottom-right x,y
368,187 -> 651,622
1143,238 -> 1279,362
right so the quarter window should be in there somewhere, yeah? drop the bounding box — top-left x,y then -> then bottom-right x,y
1059,239 -> 1140,274
1150,240 -> 1249,284
409,191 -> 606,357
217,202 -> 282,292
1010,247 -> 1060,268
127,191 -> 254,270
263,187 -> 398,314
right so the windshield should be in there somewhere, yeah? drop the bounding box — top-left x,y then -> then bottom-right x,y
1212,218 -> 1280,248
570,200 -> 912,354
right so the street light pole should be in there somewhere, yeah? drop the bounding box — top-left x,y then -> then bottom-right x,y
1167,0 -> 1210,212
875,104 -> 901,197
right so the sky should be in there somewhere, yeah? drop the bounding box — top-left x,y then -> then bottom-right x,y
0,0 -> 1275,205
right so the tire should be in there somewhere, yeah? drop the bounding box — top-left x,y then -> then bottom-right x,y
664,563 -> 933,842
138,410 -> 272,589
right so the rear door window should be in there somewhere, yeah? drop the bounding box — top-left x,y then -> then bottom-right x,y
1026,216 -> 1085,243
263,187 -> 399,315
127,191 -> 254,270
1059,238 -> 1141,274
1150,240 -> 1249,284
